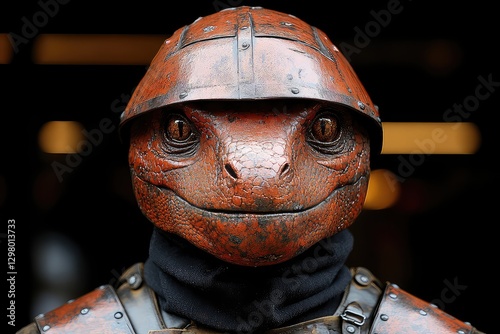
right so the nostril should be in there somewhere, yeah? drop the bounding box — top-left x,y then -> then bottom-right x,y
225,163 -> 238,179
279,162 -> 290,178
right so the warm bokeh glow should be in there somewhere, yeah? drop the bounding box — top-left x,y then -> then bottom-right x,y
0,34 -> 13,64
33,34 -> 168,65
38,121 -> 85,154
364,169 -> 401,210
382,122 -> 481,154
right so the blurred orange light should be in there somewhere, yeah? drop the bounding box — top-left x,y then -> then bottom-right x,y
38,121 -> 85,154
0,34 -> 13,64
364,169 -> 401,210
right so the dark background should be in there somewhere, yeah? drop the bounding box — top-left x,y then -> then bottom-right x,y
1,1 -> 497,333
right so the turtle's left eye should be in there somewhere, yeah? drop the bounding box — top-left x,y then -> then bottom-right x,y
162,112 -> 199,155
310,113 -> 340,143
307,110 -> 346,155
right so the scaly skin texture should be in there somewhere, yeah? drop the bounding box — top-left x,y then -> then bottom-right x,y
128,100 -> 370,266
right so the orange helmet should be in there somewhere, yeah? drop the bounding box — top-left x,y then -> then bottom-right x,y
120,6 -> 382,153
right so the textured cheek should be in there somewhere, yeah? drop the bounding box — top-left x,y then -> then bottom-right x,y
128,129 -> 199,189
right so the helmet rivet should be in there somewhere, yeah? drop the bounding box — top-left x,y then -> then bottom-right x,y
241,42 -> 250,49
42,325 -> 50,331
280,22 -> 293,27
291,88 -> 300,94
357,101 -> 365,110
203,26 -> 215,33
179,92 -> 188,99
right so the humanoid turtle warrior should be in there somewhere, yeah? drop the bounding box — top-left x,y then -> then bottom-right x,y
18,6 -> 484,334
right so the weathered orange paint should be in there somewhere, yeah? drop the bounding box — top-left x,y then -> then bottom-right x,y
128,101 -> 370,266
121,6 -> 382,267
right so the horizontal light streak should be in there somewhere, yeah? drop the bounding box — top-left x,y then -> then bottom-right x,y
381,122 -> 480,154
33,34 -> 168,65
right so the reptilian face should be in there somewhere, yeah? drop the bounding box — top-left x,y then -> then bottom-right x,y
128,99 -> 371,266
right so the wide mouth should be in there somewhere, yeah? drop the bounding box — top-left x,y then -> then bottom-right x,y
150,175 -> 365,219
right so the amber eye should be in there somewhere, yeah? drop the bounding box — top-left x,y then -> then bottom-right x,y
307,111 -> 346,155
310,113 -> 340,143
166,114 -> 193,141
162,113 -> 199,155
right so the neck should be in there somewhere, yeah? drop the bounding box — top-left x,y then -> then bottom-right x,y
144,227 -> 354,333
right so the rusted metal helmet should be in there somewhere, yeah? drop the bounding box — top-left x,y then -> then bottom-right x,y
121,5 -> 382,153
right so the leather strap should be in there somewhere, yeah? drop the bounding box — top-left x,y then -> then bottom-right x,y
336,267 -> 384,334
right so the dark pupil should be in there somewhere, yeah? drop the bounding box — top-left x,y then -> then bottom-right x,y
313,116 -> 336,142
168,118 -> 190,141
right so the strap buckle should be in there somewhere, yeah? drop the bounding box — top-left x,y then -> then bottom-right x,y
341,307 -> 366,326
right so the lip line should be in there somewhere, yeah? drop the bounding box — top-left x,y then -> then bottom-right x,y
153,176 -> 364,217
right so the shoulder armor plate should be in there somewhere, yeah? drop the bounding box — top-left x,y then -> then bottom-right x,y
371,283 -> 478,333
33,284 -> 134,333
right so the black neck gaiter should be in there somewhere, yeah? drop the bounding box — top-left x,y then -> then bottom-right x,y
144,228 -> 354,333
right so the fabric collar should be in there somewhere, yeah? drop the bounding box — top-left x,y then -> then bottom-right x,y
144,227 -> 353,333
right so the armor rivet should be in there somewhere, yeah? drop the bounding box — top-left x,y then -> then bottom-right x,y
291,88 -> 300,94
240,26 -> 248,30
359,275 -> 369,283
42,325 -> 50,332
430,303 -> 438,308
419,310 -> 427,316
241,42 -> 250,49
357,101 -> 365,110
380,314 -> 389,321
280,22 -> 293,27
81,308 -> 89,315
392,283 -> 399,288
346,325 -> 355,333
128,275 -> 137,285
203,25 -> 215,33
464,322 -> 471,325
36,313 -> 44,319
458,331 -> 465,334
389,293 -> 397,299
67,299 -> 75,304
179,92 -> 188,99
114,312 -> 123,319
